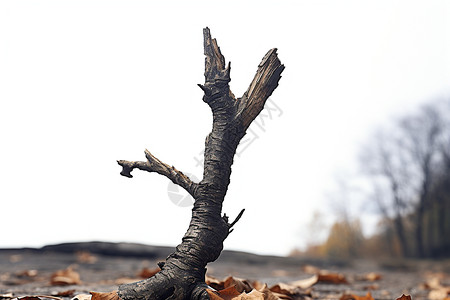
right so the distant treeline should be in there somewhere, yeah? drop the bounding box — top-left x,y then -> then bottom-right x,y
292,99 -> 450,259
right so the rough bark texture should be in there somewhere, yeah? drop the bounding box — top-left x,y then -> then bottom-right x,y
116,28 -> 284,300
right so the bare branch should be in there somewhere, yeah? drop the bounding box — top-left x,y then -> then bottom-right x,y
117,149 -> 198,197
238,48 -> 285,129
229,208 -> 245,228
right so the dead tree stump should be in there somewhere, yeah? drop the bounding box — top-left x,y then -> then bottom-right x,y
114,27 -> 284,300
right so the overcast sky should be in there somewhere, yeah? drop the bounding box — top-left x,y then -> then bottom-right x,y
1,1 -> 449,256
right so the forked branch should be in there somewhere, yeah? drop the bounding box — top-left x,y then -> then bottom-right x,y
117,149 -> 198,197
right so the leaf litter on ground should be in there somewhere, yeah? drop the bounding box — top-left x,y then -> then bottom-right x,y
3,263 -> 440,300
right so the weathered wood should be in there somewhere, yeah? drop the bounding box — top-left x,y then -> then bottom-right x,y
115,27 -> 284,300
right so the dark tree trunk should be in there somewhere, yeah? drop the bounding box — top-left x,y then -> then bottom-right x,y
112,28 -> 284,300
393,211 -> 409,257
391,181 -> 409,257
415,159 -> 432,258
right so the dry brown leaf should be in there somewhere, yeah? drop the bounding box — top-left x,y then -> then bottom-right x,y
206,276 -> 254,293
396,295 -> 412,300
31,296 -> 64,300
207,284 -> 284,300
269,282 -> 301,297
206,289 -> 226,300
72,295 -> 92,300
0,293 -> 14,300
269,292 -> 291,300
90,291 -> 120,300
420,275 -> 450,300
425,277 -> 443,290
250,280 -> 265,291
50,267 -> 81,286
224,276 -> 254,293
206,286 -> 242,300
289,274 -> 319,289
137,267 -> 160,279
254,285 -> 283,300
230,288 -> 277,300
340,292 -> 374,300
429,289 -> 449,300
318,272 -> 348,284
206,275 -> 224,290
241,289 -> 266,300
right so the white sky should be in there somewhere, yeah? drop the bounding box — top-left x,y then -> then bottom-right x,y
1,0 -> 449,256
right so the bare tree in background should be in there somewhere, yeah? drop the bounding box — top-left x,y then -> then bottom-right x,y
362,99 -> 450,258
427,101 -> 450,256
362,130 -> 412,257
399,104 -> 442,258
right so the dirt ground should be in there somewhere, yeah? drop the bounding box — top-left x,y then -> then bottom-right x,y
1,242 -> 449,300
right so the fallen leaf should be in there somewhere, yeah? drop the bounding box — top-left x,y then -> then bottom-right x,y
317,272 -> 348,284
396,295 -> 412,300
340,292 -> 374,300
206,289 -> 227,300
289,275 -> 319,289
50,267 -> 81,286
207,284 -> 284,300
206,286 -> 241,300
206,276 -> 254,293
29,296 -> 63,300
250,280 -> 265,291
206,275 -> 224,290
429,289 -> 449,300
269,282 -> 301,297
253,285 -> 283,300
0,293 -> 14,300
420,275 -> 450,300
239,289 -> 266,300
224,276 -> 253,293
90,291 -> 120,300
424,277 -> 443,290
71,294 -> 91,300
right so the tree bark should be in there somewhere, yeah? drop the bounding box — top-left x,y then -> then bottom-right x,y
114,28 -> 284,300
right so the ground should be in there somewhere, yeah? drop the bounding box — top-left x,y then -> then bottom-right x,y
1,242 -> 449,300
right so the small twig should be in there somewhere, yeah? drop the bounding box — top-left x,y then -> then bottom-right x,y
229,208 -> 245,228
